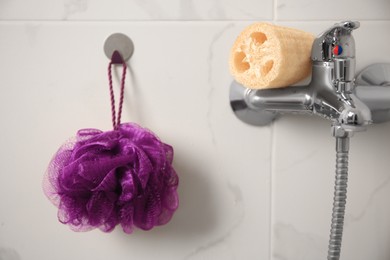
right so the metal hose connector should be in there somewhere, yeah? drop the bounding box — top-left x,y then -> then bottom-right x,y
327,136 -> 350,260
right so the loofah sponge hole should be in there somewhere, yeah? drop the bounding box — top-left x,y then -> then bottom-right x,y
250,32 -> 267,45
261,60 -> 274,76
234,51 -> 250,73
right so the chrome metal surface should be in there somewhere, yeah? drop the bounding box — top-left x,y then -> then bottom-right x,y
334,59 -> 355,83
229,81 -> 277,126
328,136 -> 350,260
230,62 -> 390,126
229,62 -> 372,132
311,21 -> 359,62
104,33 -> 134,62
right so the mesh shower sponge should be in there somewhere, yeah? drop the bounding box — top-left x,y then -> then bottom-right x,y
43,123 -> 179,233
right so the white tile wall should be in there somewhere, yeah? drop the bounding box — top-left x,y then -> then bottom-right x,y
277,0 -> 390,21
0,1 -> 389,260
0,0 -> 273,20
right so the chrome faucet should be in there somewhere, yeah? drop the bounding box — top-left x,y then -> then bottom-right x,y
229,21 -> 390,260
230,21 -> 390,131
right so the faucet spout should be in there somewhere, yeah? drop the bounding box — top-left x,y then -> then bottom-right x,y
246,86 -> 312,113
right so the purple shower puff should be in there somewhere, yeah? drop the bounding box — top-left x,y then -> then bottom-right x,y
43,123 -> 179,233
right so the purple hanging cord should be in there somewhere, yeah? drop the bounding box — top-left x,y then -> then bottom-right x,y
107,52 -> 127,129
43,49 -> 179,234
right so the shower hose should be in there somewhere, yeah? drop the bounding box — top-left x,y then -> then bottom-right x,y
327,136 -> 350,260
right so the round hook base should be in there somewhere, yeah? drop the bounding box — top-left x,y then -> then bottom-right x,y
104,33 -> 134,63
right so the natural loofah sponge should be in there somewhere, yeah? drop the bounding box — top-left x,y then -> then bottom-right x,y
229,23 -> 315,89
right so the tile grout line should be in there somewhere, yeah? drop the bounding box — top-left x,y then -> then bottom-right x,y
269,122 -> 277,260
267,124 -> 272,260
269,3 -> 276,260
273,0 -> 278,22
0,19 -> 390,23
269,0 -> 276,233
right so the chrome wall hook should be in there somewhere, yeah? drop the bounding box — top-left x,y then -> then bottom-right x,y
104,33 -> 134,64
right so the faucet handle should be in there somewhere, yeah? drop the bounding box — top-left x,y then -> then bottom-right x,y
311,21 -> 360,62
334,21 -> 360,31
